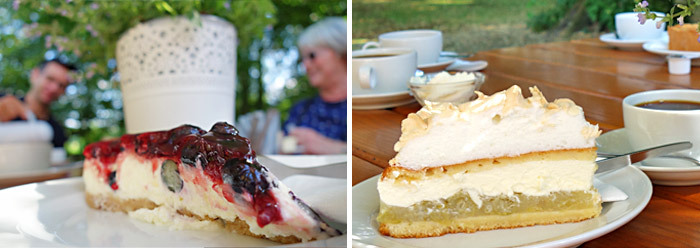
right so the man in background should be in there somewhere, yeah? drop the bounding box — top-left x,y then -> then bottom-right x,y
0,58 -> 76,147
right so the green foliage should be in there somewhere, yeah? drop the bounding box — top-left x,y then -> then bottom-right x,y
527,0 -> 674,34
635,0 -> 700,31
352,0 -> 586,55
0,0 -> 346,159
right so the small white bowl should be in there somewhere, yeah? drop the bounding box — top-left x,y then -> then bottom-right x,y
408,71 -> 486,106
0,142 -> 52,173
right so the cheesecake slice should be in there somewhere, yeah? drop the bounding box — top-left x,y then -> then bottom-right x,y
377,85 -> 602,238
83,122 -> 341,243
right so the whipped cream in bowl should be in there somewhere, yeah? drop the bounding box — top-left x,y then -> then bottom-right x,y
409,71 -> 486,106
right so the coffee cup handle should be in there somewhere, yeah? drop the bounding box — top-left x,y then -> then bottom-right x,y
359,65 -> 376,89
362,41 -> 380,50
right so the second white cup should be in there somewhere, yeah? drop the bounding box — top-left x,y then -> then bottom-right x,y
362,30 -> 442,66
615,12 -> 666,40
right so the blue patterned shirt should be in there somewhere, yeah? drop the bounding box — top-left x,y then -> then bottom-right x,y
283,96 -> 347,142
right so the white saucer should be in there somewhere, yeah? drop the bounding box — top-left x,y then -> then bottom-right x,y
642,40 -> 700,59
599,32 -> 666,50
597,128 -> 700,186
352,90 -> 415,110
353,165 -> 651,247
418,57 -> 456,71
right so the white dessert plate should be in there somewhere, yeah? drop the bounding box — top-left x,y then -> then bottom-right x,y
599,32 -> 667,50
642,40 -> 700,58
418,57 -> 456,71
352,90 -> 416,110
263,154 -> 347,169
0,177 -> 346,247
352,165 -> 652,248
597,128 -> 700,186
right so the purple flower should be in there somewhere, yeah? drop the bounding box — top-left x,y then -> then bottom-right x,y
637,13 -> 647,24
656,20 -> 663,29
66,0 -> 72,3
697,33 -> 700,43
224,1 -> 230,9
677,17 -> 684,26
638,0 -> 649,8
12,0 -> 19,10
90,3 -> 99,9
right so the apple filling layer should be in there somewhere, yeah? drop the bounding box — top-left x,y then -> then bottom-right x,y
378,189 -> 600,225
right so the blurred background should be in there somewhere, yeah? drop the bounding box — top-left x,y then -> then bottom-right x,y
0,0 -> 346,159
352,0 -> 693,52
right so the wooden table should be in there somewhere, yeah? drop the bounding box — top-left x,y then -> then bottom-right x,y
352,38 -> 700,247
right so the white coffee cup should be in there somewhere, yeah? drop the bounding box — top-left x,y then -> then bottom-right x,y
362,30 -> 442,66
352,48 -> 417,95
615,12 -> 666,40
622,89 -> 700,160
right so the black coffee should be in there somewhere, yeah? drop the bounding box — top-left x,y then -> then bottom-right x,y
352,54 -> 397,59
636,100 -> 700,110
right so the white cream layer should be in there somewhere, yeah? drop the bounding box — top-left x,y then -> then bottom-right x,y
377,159 -> 596,208
83,154 -> 324,242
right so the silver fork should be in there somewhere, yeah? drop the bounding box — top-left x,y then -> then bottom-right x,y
598,152 -> 700,166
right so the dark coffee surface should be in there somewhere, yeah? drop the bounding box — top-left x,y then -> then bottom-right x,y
636,100 -> 700,110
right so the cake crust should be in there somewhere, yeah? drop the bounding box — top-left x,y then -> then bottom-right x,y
85,192 -> 303,244
378,207 -> 602,238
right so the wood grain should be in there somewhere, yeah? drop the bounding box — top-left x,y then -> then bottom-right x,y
352,38 -> 700,246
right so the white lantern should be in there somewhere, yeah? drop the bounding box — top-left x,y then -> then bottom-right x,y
116,15 -> 237,133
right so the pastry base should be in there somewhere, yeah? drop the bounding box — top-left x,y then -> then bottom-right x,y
85,193 -> 302,244
378,207 -> 601,238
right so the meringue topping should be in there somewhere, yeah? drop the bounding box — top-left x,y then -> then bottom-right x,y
392,85 -> 601,170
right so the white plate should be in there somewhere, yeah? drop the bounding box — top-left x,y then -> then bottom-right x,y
597,128 -> 700,186
599,32 -> 666,50
642,40 -> 700,58
0,177 -> 346,247
352,165 -> 652,248
263,154 -> 347,169
352,90 -> 415,110
418,57 -> 456,70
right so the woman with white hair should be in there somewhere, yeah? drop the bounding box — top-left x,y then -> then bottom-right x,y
283,17 -> 347,154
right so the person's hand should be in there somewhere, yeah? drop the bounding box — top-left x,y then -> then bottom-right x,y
289,127 -> 346,154
0,95 -> 28,122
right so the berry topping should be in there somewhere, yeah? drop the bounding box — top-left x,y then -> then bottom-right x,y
222,158 -> 281,227
210,121 -> 239,136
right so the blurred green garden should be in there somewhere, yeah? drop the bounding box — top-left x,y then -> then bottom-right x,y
352,0 -> 683,53
0,0 -> 346,159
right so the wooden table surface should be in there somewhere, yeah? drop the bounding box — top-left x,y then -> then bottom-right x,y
352,38 -> 700,247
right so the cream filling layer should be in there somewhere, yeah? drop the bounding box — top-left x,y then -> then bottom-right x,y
83,154 -> 322,242
377,159 -> 596,208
